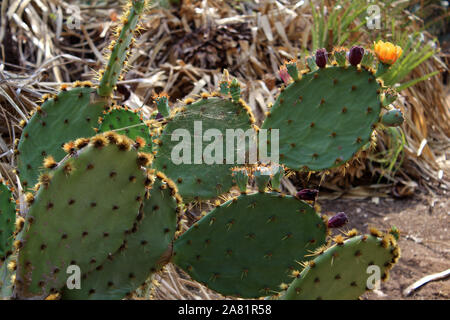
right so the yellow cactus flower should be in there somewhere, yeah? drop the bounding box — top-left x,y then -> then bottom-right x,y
374,40 -> 403,65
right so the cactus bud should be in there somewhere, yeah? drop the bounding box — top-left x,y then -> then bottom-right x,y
220,69 -> 230,95
232,167 -> 249,193
279,66 -> 291,84
333,47 -> 347,67
271,165 -> 284,191
327,212 -> 348,228
348,46 -> 364,66
382,89 -> 398,106
381,109 -> 404,127
285,60 -> 299,81
229,78 -> 241,103
315,49 -> 328,68
253,167 -> 271,192
389,226 -> 400,241
153,93 -> 170,117
296,189 -> 319,201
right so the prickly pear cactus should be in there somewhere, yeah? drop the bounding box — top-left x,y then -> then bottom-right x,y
61,172 -> 180,300
0,181 -> 15,262
14,133 -> 151,299
173,192 -> 328,298
262,65 -> 382,171
98,106 -> 153,153
16,86 -> 108,189
153,94 -> 256,200
281,232 -> 400,300
5,4 -> 405,301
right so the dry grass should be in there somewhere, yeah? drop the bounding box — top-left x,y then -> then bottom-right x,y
0,0 -> 448,300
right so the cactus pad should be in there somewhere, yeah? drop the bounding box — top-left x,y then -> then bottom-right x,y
61,173 -> 179,300
173,192 -> 327,298
153,97 -> 255,200
281,234 -> 400,300
17,87 -> 107,189
15,134 -> 149,299
0,182 -> 15,262
98,106 -> 153,153
0,255 -> 15,298
262,66 -> 381,171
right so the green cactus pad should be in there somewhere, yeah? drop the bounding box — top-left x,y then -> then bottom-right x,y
262,66 -> 381,171
98,107 -> 152,153
17,87 -> 107,189
0,255 -> 15,298
61,173 -> 178,300
173,192 -> 327,298
0,182 -> 15,262
281,234 -> 400,300
153,97 -> 255,200
15,134 -> 148,299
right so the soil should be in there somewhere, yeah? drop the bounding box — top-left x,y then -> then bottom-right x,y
320,194 -> 450,300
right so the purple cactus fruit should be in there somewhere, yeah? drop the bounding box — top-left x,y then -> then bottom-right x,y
315,48 -> 328,68
327,212 -> 349,228
348,46 -> 364,66
296,189 -> 319,201
155,112 -> 164,120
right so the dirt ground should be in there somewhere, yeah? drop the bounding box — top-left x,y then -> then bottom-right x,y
320,193 -> 450,300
